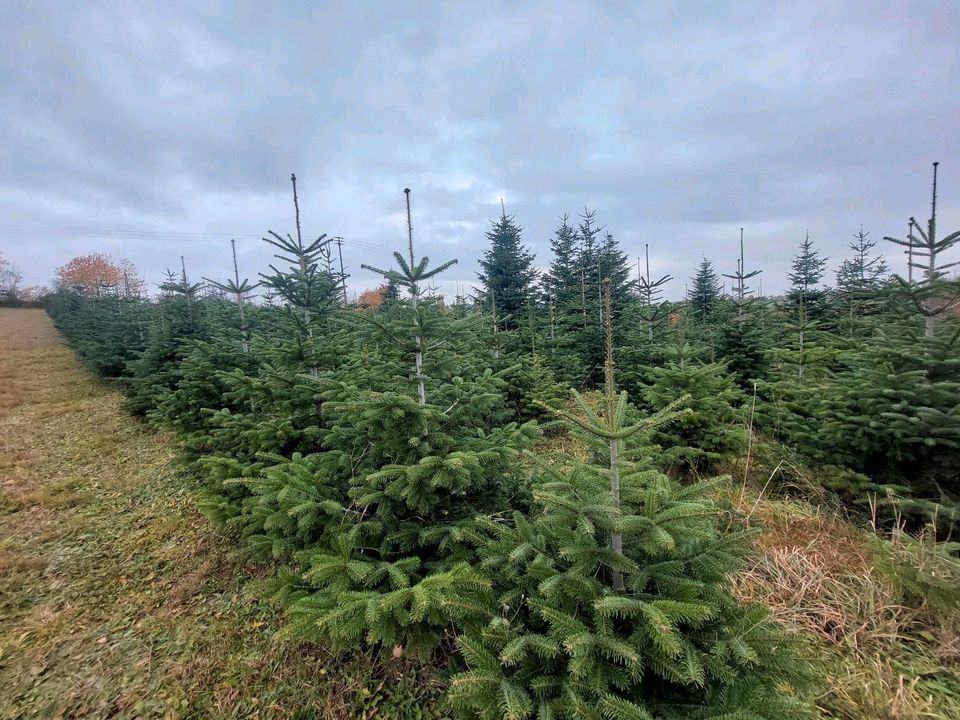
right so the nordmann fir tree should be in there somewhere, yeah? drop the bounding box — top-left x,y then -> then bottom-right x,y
152,239 -> 264,455
478,201 -> 538,331
567,210 -> 635,386
194,175 -> 348,530
643,341 -> 749,472
259,173 -> 343,375
203,238 -> 260,353
266,188 -> 538,656
717,229 -> 768,388
126,260 -> 207,418
634,243 -> 672,342
688,257 -> 722,322
782,232 -> 830,382
617,245 -> 673,400
835,226 -> 888,329
449,279 -> 813,719
751,234 -> 832,451
541,213 -> 585,382
808,161 -> 960,526
884,162 -> 960,338
786,232 -> 828,309
362,188 -> 457,405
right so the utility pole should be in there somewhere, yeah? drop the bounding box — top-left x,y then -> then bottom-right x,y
180,255 -> 192,308
231,238 -> 250,352
334,236 -> 348,304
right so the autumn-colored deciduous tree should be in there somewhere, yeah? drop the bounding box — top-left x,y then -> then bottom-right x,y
356,284 -> 387,309
55,253 -> 144,298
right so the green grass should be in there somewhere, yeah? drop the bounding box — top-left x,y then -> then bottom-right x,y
0,309 -> 448,719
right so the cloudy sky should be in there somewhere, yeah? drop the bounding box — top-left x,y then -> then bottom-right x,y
1,1 -> 958,299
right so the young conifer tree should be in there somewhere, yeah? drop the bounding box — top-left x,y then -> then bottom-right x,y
259,173 -> 342,373
362,188 -> 458,405
718,229 -> 768,387
836,226 -> 888,331
126,262 -> 207,417
540,214 -> 584,381
688,257 -> 722,322
477,202 -> 537,331
643,341 -> 748,472
204,238 -> 259,353
786,232 -> 828,308
884,162 -> 960,337
268,188 -> 538,656
783,232 -> 829,382
635,243 -> 672,342
449,280 -> 813,720
617,245 -> 673,399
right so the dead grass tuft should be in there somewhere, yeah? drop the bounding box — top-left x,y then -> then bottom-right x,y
730,481 -> 960,719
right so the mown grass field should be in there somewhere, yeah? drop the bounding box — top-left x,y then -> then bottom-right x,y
1,306 -> 957,719
0,308 -> 445,719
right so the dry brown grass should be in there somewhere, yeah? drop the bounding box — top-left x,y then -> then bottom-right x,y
729,488 -> 960,719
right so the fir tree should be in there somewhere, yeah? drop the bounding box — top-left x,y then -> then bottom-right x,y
783,233 -> 831,382
477,203 -> 537,330
688,257 -> 722,321
449,282 -> 813,720
718,229 -> 768,387
262,188 -> 538,655
259,174 -> 342,352
643,342 -> 748,471
836,226 -> 888,329
634,243 -> 672,342
540,214 -> 584,380
596,230 -> 634,311
126,264 -> 207,418
362,188 -> 458,405
786,231 -> 828,308
803,321 -> 960,529
884,162 -> 960,337
203,238 -> 259,353
563,210 -> 635,385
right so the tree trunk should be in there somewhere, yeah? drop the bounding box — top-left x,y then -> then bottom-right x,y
415,341 -> 426,406
609,436 -> 624,591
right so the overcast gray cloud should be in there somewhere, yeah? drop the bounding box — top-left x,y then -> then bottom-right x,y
1,0 -> 958,299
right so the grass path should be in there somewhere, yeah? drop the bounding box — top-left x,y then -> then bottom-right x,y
0,309 -> 435,719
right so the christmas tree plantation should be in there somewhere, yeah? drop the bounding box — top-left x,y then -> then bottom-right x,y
45,165 -> 960,717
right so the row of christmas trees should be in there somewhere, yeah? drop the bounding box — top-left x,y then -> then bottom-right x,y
474,164 -> 959,529
46,175 -> 820,718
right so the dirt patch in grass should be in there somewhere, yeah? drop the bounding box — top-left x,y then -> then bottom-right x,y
0,309 -> 447,719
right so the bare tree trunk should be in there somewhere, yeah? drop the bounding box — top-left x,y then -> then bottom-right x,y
602,279 -> 625,591
405,188 -> 427,406
609,435 -> 624,591
415,347 -> 426,405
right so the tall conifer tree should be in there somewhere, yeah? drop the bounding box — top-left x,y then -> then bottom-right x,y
688,257 -> 722,321
477,204 -> 537,330
786,232 -> 828,307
